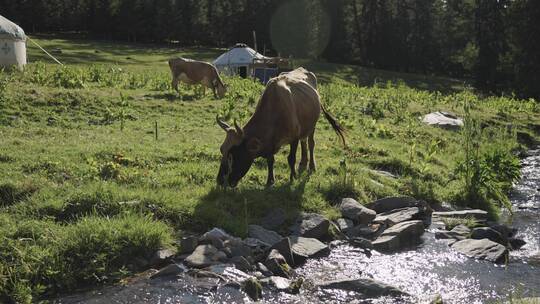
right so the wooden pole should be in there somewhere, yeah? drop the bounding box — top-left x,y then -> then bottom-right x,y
252,31 -> 258,53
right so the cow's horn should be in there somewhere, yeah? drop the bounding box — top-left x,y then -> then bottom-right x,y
234,120 -> 243,136
216,115 -> 230,131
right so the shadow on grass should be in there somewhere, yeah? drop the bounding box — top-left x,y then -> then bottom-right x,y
144,92 -> 201,102
193,175 -> 311,236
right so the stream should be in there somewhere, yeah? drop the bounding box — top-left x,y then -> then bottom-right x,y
56,149 -> 540,304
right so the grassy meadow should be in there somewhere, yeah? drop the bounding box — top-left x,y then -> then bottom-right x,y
1,36 -> 539,302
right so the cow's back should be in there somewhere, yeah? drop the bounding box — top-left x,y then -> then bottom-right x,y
250,73 -> 321,148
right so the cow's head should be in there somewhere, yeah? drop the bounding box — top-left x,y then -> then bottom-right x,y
216,116 -> 261,187
216,82 -> 227,99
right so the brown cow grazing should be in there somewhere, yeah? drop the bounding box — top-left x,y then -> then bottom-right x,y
168,57 -> 226,99
216,68 -> 346,188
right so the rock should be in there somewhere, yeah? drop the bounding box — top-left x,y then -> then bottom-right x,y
528,253 -> 540,267
242,278 -> 262,301
243,237 -> 271,261
222,238 -> 252,258
149,248 -> 176,266
264,249 -> 292,278
230,256 -> 253,272
367,196 -> 420,213
335,218 -> 354,232
270,237 -> 295,266
200,228 -> 232,243
432,210 -> 488,221
374,207 -> 423,226
340,198 -> 376,224
346,223 -> 385,240
186,268 -> 226,281
372,220 -> 425,252
248,225 -> 283,246
289,213 -> 330,240
205,264 -> 252,282
179,236 -> 199,254
488,223 -> 517,238
289,236 -> 330,262
257,262 -> 273,277
350,237 -> 373,249
451,224 -> 471,236
184,244 -> 227,268
150,263 -> 186,279
451,239 -> 508,264
260,208 -> 286,230
435,224 -> 470,241
422,111 -> 463,130
471,227 -> 508,246
260,276 -> 291,290
318,278 -> 407,298
509,238 -> 527,250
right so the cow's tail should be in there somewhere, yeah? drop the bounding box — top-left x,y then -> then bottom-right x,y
321,103 -> 346,147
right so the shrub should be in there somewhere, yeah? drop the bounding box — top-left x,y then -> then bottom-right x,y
0,215 -> 173,303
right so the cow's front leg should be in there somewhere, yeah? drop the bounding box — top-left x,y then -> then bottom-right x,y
266,156 -> 275,187
288,140 -> 299,181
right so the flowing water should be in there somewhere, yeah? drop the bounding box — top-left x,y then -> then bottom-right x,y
56,150 -> 540,304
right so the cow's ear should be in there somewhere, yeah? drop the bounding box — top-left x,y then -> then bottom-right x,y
247,137 -> 262,154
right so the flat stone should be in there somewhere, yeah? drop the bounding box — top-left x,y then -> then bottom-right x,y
471,227 -> 507,246
289,213 -> 330,240
256,262 -> 273,277
184,245 -> 226,268
318,278 -> 407,298
260,208 -> 286,230
435,230 -> 466,241
248,225 -> 283,246
488,223 -> 517,238
340,198 -> 376,224
335,218 -> 354,232
150,263 -> 186,279
451,224 -> 472,236
289,236 -> 329,261
432,210 -> 488,221
374,207 -> 423,226
367,196 -> 419,214
451,239 -> 508,264
372,220 -> 425,252
346,223 -> 385,240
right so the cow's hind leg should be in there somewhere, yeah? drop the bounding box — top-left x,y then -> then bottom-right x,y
266,156 -> 275,187
308,131 -> 316,172
288,140 -> 299,181
171,77 -> 179,93
298,139 -> 308,174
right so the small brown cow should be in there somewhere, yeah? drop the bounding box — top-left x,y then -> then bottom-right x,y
168,57 -> 226,99
216,68 -> 345,187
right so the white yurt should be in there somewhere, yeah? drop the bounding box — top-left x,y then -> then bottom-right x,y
0,15 -> 27,69
213,43 -> 267,78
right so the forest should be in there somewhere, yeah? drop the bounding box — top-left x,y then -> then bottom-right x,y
1,0 -> 539,100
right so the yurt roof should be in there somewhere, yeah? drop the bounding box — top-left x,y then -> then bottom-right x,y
213,43 -> 267,66
0,15 -> 26,41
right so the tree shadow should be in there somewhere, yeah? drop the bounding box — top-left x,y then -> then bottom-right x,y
193,175 -> 311,236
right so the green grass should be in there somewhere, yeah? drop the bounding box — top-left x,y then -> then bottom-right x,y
0,35 -> 539,302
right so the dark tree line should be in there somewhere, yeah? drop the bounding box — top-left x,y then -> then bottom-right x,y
1,0 -> 539,99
